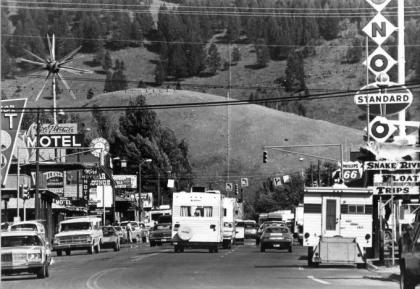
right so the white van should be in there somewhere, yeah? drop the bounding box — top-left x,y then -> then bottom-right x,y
222,198 -> 237,249
172,190 -> 224,253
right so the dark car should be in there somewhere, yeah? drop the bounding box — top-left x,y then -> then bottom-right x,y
256,221 -> 287,245
149,223 -> 172,247
260,226 -> 293,252
399,214 -> 420,289
101,226 -> 120,251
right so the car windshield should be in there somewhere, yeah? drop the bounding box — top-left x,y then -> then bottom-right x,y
11,224 -> 38,231
61,222 -> 91,232
102,227 -> 115,236
266,227 -> 289,234
155,224 -> 171,230
245,224 -> 255,229
114,227 -> 122,231
236,222 -> 245,227
2,235 -> 42,247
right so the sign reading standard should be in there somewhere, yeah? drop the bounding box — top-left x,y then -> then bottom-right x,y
365,161 -> 420,171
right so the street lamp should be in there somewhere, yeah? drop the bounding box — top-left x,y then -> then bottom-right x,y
138,159 -> 152,221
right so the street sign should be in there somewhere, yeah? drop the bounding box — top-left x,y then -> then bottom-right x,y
273,177 -> 282,187
363,46 -> 397,77
366,0 -> 391,11
342,161 -> 363,181
363,13 -> 396,45
226,183 -> 233,192
368,116 -> 397,143
373,186 -> 419,195
364,161 -> 420,171
1,98 -> 27,186
354,82 -> 413,115
241,178 -> 248,187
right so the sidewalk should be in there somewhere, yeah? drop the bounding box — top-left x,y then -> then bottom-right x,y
366,258 -> 400,282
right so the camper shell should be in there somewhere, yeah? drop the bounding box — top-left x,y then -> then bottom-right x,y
303,186 -> 373,267
172,190 -> 224,253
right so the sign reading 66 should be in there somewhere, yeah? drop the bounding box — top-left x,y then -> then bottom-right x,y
342,161 -> 363,181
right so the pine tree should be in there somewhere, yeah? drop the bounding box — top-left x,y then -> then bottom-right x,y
285,50 -> 306,92
78,13 -> 103,53
154,61 -> 166,85
206,43 -> 221,75
231,46 -> 241,65
103,51 -> 113,71
255,39 -> 270,68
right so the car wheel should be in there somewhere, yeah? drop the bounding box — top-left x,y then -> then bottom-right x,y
65,249 -> 71,256
260,245 -> 265,252
56,250 -> 62,256
209,247 -> 213,253
114,242 -> 118,252
150,241 -> 155,247
37,265 -> 47,279
400,261 -> 415,289
88,243 -> 94,254
288,245 -> 292,253
308,247 -> 314,267
95,242 -> 101,253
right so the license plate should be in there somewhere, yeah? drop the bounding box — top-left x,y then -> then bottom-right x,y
273,244 -> 280,247
161,239 -> 167,242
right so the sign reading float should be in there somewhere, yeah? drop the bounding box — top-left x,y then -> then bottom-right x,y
354,82 -> 413,115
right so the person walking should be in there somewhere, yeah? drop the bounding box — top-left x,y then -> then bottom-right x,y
126,222 -> 133,243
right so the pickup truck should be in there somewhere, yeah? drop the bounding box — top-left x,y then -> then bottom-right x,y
53,217 -> 103,256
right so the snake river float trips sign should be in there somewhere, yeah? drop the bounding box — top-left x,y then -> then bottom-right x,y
364,161 -> 420,171
354,82 -> 413,115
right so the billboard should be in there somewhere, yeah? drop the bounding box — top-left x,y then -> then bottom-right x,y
113,175 -> 137,189
141,193 -> 153,209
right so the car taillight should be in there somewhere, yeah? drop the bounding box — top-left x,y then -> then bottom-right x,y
174,224 -> 180,231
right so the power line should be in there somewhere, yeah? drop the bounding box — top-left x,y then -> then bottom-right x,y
3,3 -> 420,17
5,34 -> 420,48
13,81 -> 420,114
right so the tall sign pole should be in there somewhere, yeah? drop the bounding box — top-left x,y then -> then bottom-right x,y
397,0 -> 406,138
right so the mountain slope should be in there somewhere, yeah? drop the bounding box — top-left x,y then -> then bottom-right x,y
84,88 -> 364,190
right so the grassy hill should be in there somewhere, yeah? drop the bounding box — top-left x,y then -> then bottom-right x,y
80,88 -> 364,191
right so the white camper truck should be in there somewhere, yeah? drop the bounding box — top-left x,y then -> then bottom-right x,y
172,190 -> 224,253
222,197 -> 237,249
303,186 -> 373,267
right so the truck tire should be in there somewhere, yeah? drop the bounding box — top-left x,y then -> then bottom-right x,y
308,247 -> 314,267
400,261 -> 415,289
56,250 -> 62,256
65,249 -> 71,256
95,242 -> 101,253
260,245 -> 265,252
37,265 -> 48,279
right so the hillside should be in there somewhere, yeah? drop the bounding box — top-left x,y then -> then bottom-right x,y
81,88 -> 364,191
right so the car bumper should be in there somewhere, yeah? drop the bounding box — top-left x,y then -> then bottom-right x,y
261,239 -> 292,248
2,263 -> 45,274
149,237 -> 172,244
53,243 -> 91,250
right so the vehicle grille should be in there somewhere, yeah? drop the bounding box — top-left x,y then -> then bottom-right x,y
59,235 -> 89,244
1,253 -> 27,265
1,253 -> 12,262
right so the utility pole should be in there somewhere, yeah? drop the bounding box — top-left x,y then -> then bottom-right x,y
35,108 -> 40,219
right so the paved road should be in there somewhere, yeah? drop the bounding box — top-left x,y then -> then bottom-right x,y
1,243 -> 399,289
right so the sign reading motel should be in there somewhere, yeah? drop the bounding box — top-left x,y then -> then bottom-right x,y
26,134 -> 83,148
364,161 -> 420,171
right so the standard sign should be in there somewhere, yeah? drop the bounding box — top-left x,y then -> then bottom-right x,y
365,161 -> 420,171
354,83 -> 413,115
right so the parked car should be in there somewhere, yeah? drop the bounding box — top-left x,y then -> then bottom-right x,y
244,220 -> 257,239
256,221 -> 287,245
101,226 -> 120,251
1,231 -> 51,278
149,223 -> 172,247
399,216 -> 420,289
260,225 -> 293,252
53,217 -> 103,256
10,221 -> 46,240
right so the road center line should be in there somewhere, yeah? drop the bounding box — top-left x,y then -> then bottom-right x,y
307,275 -> 330,285
86,268 -> 121,289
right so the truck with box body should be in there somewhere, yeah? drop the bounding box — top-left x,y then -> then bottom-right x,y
222,197 -> 237,249
303,186 -> 373,267
172,190 -> 224,253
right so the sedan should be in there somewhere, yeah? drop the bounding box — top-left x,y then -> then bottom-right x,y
1,231 -> 51,278
149,223 -> 172,247
260,226 -> 293,252
101,226 -> 120,251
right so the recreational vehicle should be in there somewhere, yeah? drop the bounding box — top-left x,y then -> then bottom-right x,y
172,190 -> 224,253
222,197 -> 237,249
303,186 -> 373,267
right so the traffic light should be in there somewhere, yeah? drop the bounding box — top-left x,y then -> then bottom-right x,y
19,185 -> 30,200
263,151 -> 268,163
234,184 -> 239,195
